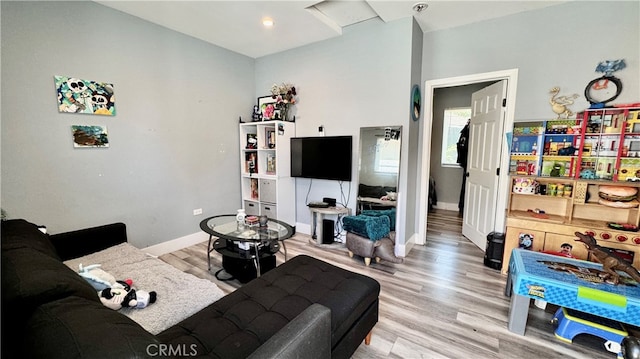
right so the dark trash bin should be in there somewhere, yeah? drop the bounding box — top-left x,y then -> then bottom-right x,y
484,232 -> 505,270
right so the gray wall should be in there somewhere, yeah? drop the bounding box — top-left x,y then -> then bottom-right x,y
255,17 -> 415,244
1,1 -> 255,247
406,18 -> 424,246
2,1 -> 638,252
421,0 -> 638,230
422,1 -> 639,118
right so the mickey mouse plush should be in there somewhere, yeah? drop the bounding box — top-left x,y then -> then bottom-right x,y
133,290 -> 157,309
78,263 -> 117,290
98,280 -> 158,310
98,280 -> 138,310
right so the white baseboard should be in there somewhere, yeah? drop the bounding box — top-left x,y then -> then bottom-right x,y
434,201 -> 459,211
296,222 -> 311,236
143,231 -> 209,257
397,233 -> 416,257
144,224 -> 311,257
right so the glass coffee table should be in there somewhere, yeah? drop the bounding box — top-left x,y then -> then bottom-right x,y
199,215 -> 294,282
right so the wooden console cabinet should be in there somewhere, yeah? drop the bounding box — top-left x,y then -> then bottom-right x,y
502,175 -> 640,273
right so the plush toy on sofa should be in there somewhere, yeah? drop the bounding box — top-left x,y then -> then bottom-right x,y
77,263 -> 158,310
99,279 -> 137,310
133,289 -> 157,309
78,263 -> 118,290
98,279 -> 158,310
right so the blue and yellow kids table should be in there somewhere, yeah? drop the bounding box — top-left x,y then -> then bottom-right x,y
505,248 -> 640,336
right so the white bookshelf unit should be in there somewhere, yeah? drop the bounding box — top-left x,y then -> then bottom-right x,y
239,120 -> 296,227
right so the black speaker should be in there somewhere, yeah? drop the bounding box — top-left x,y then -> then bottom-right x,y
322,219 -> 334,244
484,232 -> 505,270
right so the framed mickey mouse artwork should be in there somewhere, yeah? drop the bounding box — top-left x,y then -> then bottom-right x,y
55,75 -> 116,116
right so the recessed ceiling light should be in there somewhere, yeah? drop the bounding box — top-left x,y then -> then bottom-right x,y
262,17 -> 274,27
412,2 -> 428,13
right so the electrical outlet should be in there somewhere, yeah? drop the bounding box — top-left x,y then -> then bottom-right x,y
193,208 -> 203,216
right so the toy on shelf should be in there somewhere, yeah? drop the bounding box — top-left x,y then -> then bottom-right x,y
598,185 -> 639,209
511,105 -> 640,179
608,222 -> 639,232
512,177 -> 538,194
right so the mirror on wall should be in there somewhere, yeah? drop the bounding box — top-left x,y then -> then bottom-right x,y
356,126 -> 401,215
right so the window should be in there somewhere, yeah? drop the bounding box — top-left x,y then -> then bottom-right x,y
441,108 -> 471,166
375,137 -> 400,173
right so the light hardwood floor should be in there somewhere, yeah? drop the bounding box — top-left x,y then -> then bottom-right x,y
159,209 -> 614,358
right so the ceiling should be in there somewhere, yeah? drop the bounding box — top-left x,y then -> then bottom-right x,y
95,1 -> 568,58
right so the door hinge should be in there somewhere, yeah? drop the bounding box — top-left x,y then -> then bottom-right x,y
496,167 -> 500,176
502,98 -> 507,107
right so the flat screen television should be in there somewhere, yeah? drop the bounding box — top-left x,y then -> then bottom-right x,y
290,136 -> 352,181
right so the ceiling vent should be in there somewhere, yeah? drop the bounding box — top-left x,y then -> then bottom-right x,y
306,0 -> 379,29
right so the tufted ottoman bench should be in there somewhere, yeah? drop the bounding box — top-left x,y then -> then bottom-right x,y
158,255 -> 380,358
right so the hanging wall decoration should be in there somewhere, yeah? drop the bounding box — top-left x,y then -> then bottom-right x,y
411,84 -> 421,121
55,76 -> 116,116
71,125 -> 109,148
548,87 -> 579,119
584,59 -> 625,109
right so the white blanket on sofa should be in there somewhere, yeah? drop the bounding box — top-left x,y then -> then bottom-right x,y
64,243 -> 224,334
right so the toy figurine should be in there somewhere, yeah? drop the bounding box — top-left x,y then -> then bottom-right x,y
549,87 -> 579,119
575,232 -> 640,285
580,168 -> 597,179
251,105 -> 262,122
519,233 -> 533,250
560,243 -> 575,258
550,162 -> 564,177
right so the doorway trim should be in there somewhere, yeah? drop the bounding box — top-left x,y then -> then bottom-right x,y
415,69 -> 519,246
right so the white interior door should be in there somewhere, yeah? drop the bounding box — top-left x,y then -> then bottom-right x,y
462,80 -> 507,249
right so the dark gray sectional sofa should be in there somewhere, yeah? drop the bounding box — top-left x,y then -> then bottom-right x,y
1,219 -> 380,358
